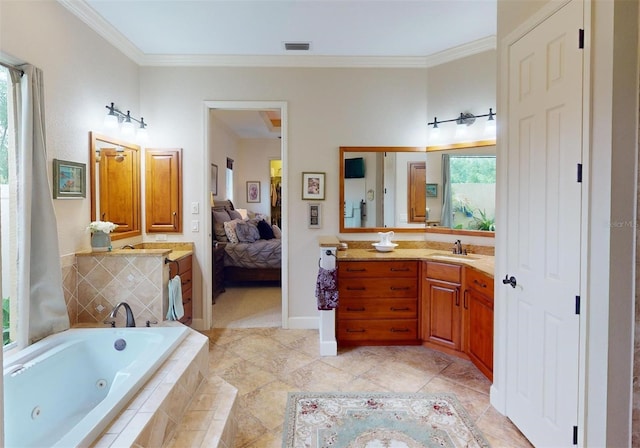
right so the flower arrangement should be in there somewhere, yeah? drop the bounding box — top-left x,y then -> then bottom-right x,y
87,221 -> 118,234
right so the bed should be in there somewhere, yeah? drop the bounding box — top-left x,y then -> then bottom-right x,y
212,200 -> 282,284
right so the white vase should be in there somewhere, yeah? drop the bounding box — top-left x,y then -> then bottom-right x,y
91,231 -> 111,252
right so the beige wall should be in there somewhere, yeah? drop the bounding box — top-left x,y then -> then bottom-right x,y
0,1 -> 498,327
427,50 -> 497,144
0,0 -> 141,257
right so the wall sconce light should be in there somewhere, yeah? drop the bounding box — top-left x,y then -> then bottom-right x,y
104,102 -> 149,142
428,108 -> 497,143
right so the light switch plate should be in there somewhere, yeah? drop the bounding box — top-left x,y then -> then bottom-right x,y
191,202 -> 199,214
191,220 -> 199,232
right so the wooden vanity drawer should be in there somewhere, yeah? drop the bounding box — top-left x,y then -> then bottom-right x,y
425,261 -> 461,284
339,277 -> 417,298
179,269 -> 193,290
337,319 -> 418,342
169,255 -> 192,277
339,261 -> 418,278
337,298 -> 417,320
465,268 -> 494,296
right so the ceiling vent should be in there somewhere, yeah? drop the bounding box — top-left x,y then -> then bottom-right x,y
284,42 -> 311,51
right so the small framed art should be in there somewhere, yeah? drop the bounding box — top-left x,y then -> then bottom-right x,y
246,181 -> 260,203
211,164 -> 218,195
53,159 -> 86,199
308,203 -> 322,228
426,183 -> 438,198
302,172 -> 325,200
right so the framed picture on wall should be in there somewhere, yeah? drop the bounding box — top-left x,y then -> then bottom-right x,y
53,159 -> 86,199
308,203 -> 322,228
426,183 -> 438,198
211,164 -> 218,195
246,181 -> 260,203
302,172 -> 325,200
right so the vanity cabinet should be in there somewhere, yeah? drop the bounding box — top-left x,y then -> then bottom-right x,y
421,261 -> 462,352
337,260 -> 419,346
169,254 -> 193,326
464,268 -> 494,381
145,149 -> 182,233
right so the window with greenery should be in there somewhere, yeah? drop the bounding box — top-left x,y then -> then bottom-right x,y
1,65 -> 17,347
450,155 -> 496,231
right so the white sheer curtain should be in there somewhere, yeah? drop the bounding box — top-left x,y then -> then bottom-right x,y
440,154 -> 453,228
12,65 -> 69,348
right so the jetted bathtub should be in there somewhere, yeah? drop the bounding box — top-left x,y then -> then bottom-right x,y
3,326 -> 189,447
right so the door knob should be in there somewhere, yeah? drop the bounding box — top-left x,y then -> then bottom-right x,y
502,275 -> 517,288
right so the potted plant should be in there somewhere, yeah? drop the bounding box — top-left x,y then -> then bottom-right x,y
87,221 -> 118,252
473,209 -> 495,231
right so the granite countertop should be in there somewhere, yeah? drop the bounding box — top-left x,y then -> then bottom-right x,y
337,248 -> 495,277
77,242 -> 193,260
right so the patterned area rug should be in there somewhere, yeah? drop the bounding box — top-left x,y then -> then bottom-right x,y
282,392 -> 490,448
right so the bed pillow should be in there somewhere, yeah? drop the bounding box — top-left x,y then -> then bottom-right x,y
228,209 -> 243,221
212,209 -> 231,224
235,221 -> 260,243
257,219 -> 275,240
272,224 -> 282,239
223,219 -> 244,244
214,222 -> 228,242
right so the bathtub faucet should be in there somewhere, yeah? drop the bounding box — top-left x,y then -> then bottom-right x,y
108,302 -> 136,327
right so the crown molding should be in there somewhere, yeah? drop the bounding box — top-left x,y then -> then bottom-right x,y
57,0 -> 145,64
58,0 -> 495,69
139,54 -> 431,68
424,35 -> 496,67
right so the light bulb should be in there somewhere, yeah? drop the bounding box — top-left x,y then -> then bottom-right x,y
121,111 -> 135,140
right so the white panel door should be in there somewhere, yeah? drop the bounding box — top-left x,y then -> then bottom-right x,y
505,1 -> 583,446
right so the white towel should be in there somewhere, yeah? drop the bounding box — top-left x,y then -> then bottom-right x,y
166,275 -> 184,320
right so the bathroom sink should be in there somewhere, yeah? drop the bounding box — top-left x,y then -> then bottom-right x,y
430,253 -> 481,262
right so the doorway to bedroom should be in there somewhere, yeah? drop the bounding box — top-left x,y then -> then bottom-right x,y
205,101 -> 287,330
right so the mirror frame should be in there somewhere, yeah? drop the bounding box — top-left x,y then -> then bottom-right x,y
339,140 -> 496,237
89,132 -> 142,241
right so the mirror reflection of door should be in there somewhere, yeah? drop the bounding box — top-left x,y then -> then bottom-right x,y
269,159 -> 282,228
408,161 -> 426,223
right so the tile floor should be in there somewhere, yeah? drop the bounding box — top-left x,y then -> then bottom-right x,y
203,327 -> 533,447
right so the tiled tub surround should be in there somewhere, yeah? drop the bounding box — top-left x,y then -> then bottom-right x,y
4,326 -> 188,447
75,243 -> 193,326
90,324 -> 238,448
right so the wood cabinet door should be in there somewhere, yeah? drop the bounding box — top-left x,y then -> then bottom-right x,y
465,288 -> 493,381
99,148 -> 140,233
421,278 -> 461,350
145,149 -> 182,232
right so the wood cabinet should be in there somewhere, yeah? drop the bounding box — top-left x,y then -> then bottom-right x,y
337,260 -> 419,346
145,149 -> 182,233
464,268 -> 494,381
169,254 -> 193,326
421,261 -> 462,352
212,243 -> 225,302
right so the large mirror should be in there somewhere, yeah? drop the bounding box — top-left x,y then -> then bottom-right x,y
339,141 -> 496,236
89,132 -> 141,240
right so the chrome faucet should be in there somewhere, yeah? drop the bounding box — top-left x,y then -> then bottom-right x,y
121,244 -> 136,249
453,239 -> 463,255
108,302 -> 136,327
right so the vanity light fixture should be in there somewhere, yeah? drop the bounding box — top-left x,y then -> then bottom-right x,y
103,102 -> 149,141
428,108 -> 497,142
